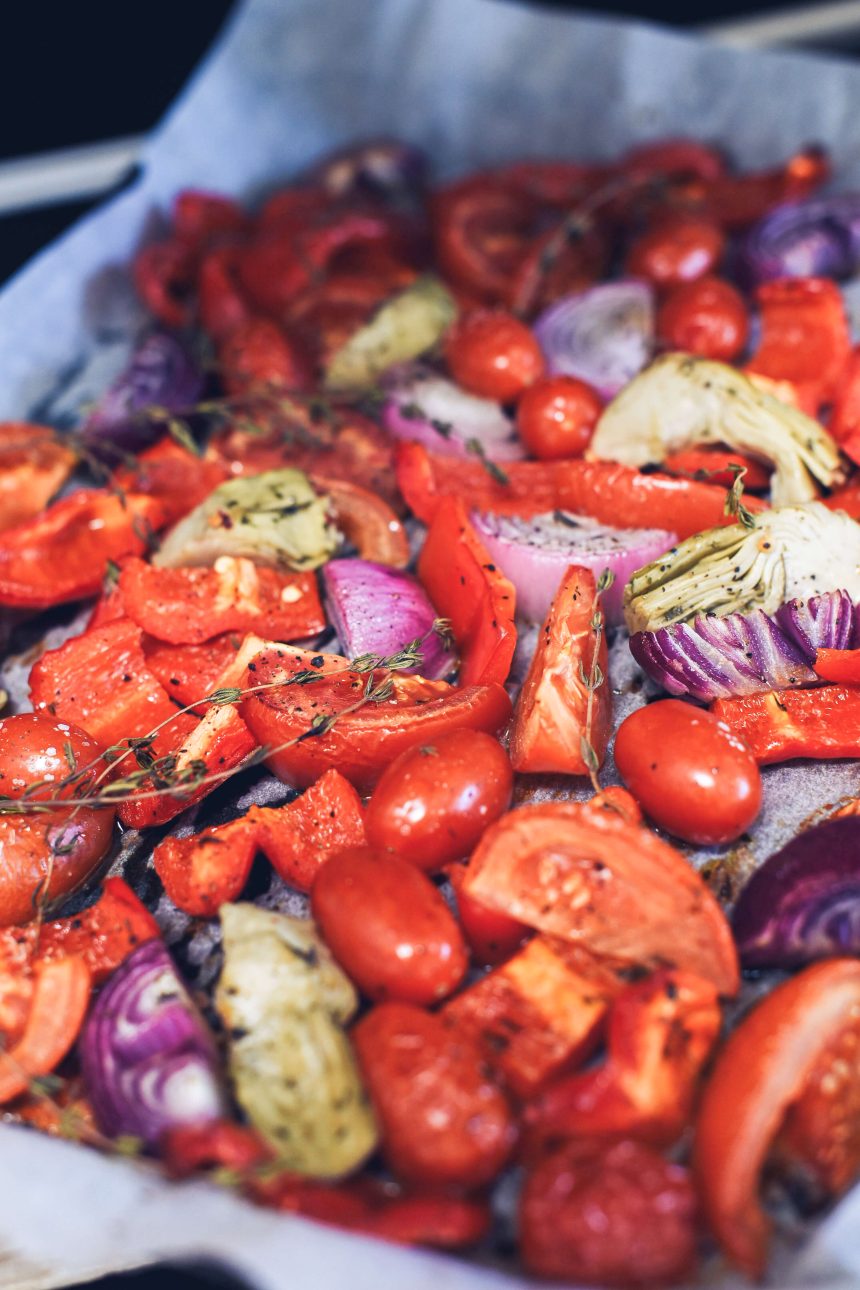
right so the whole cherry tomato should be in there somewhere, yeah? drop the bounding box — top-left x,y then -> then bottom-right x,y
516,375 -> 603,460
614,699 -> 762,845
657,275 -> 749,362
364,729 -> 513,872
311,846 -> 468,1004
520,1139 -> 699,1286
444,311 -> 545,402
626,215 -> 725,290
0,713 -> 105,802
352,1000 -> 516,1187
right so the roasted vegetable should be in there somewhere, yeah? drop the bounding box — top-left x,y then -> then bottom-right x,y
624,503 -> 860,634
589,352 -> 844,505
324,277 -> 457,391
216,903 -> 377,1177
154,469 -> 340,571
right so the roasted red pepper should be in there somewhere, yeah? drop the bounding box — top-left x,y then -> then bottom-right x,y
432,176 -> 538,302
0,424 -> 76,533
712,686 -> 860,764
309,475 -> 409,568
662,445 -> 771,491
395,442 -> 766,537
829,344 -> 860,466
0,957 -> 92,1104
673,145 -> 830,230
0,491 -> 164,609
133,239 -> 197,329
218,316 -> 314,397
143,634 -> 245,711
745,277 -> 851,409
112,439 -> 230,528
171,189 -> 247,249
814,648 -> 860,685
417,496 -> 517,688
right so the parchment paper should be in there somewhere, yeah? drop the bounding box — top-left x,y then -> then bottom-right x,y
3,0 -> 860,1286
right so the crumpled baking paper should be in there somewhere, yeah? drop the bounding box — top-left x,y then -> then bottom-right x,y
3,0 -> 860,1286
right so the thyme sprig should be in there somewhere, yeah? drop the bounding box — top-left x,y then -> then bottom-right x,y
396,400 -> 511,486
579,567 -> 614,794
724,463 -> 757,530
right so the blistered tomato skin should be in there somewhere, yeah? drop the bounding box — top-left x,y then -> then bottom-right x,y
364,730 -> 513,872
444,310 -> 545,402
614,699 -> 762,845
310,845 -> 469,1004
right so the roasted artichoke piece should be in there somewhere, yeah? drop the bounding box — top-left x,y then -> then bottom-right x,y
153,468 -> 340,571
588,352 -> 844,506
216,903 -> 377,1177
624,502 -> 860,633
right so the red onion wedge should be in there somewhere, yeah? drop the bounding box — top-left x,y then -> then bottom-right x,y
382,366 -> 525,462
470,511 -> 676,626
739,196 -> 860,285
532,281 -> 655,400
629,589 -> 855,703
733,817 -> 860,967
322,557 -> 456,678
80,940 -> 224,1149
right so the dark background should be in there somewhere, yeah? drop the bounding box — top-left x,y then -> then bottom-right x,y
0,1 -> 847,1288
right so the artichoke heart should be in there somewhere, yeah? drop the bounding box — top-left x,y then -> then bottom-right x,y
153,468 -> 340,571
588,352 -> 844,506
216,903 -> 377,1178
624,502 -> 860,633
324,275 -> 457,391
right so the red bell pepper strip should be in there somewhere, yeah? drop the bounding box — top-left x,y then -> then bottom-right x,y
814,648 -> 860,685
823,479 -> 860,521
525,968 -> 721,1149
153,767 -> 365,914
672,145 -> 830,230
0,957 -> 92,1104
745,277 -> 851,409
112,439 -> 230,528
29,618 -> 196,752
444,936 -> 622,1099
711,686 -> 860,764
417,496 -> 517,688
395,442 -> 766,537
0,424 -> 76,533
119,557 -> 325,646
829,345 -> 860,466
695,958 -> 860,1278
662,446 -> 771,491
510,565 -> 611,776
143,634 -> 246,711
0,491 -> 164,609
86,568 -> 127,631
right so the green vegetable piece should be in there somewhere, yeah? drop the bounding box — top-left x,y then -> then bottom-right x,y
324,275 -> 457,391
153,468 -> 340,571
216,903 -> 378,1178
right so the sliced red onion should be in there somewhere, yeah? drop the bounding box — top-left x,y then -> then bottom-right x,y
732,817 -> 860,967
303,139 -> 428,205
81,332 -> 203,462
80,940 -> 223,1149
532,281 -> 654,399
739,196 -> 860,285
470,510 -> 676,626
630,590 -> 855,702
322,557 -> 455,678
382,366 -> 525,462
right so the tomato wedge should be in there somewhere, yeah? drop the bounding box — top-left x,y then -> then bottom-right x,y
462,797 -> 739,995
695,958 -> 860,1277
309,474 -> 409,568
417,496 -> 517,687
0,957 -> 92,1104
0,424 -> 76,533
396,442 -> 766,536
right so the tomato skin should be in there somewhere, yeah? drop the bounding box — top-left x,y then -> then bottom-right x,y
311,846 -> 468,1005
516,376 -> 602,460
444,311 -> 545,402
365,730 -> 513,872
520,1139 -> 699,1287
656,275 -> 749,361
614,700 -> 762,845
352,1001 -> 516,1188
626,215 -> 725,289
447,864 -> 530,964
0,714 -> 105,802
0,811 -> 115,928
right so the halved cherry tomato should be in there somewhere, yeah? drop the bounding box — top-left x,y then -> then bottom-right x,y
311,845 -> 467,1004
0,424 -> 76,533
656,275 -> 748,361
445,861 -> 529,965
463,797 -> 739,995
0,957 -> 92,1103
614,700 -> 762,845
777,1016 -> 860,1196
695,958 -> 860,1277
242,644 -> 512,791
510,564 -> 611,776
626,214 -> 724,289
352,1000 -> 516,1188
365,729 -> 513,872
309,474 -> 409,568
516,375 -> 602,460
520,1139 -> 699,1287
745,276 -> 851,409
444,310 -> 545,402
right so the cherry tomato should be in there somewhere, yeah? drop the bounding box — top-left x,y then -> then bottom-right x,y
614,699 -> 762,845
657,275 -> 749,361
626,215 -> 725,290
365,730 -> 513,872
444,311 -> 545,402
445,862 -> 529,965
515,375 -> 602,460
352,1000 -> 516,1187
311,846 -> 468,1004
520,1139 -> 699,1286
0,713 -> 105,803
